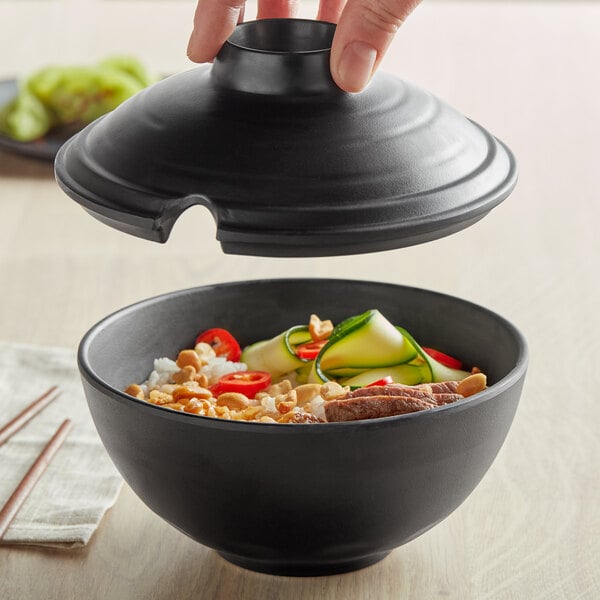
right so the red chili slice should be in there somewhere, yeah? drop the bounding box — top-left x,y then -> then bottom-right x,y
210,371 -> 272,399
423,347 -> 463,370
295,339 -> 328,360
195,328 -> 242,362
366,376 -> 394,387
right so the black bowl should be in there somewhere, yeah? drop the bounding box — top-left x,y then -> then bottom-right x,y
78,279 -> 527,576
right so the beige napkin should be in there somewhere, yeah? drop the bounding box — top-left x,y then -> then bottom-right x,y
0,341 -> 122,548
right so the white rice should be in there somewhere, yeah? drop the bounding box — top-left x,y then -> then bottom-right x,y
141,354 -> 248,390
143,357 -> 179,389
201,356 -> 247,386
154,357 -> 179,374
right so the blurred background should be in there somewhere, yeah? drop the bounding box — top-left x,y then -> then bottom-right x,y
0,0 -> 198,78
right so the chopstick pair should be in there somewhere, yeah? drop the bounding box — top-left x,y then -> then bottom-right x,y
0,386 -> 72,541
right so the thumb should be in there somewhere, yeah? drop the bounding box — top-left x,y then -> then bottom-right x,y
330,0 -> 420,92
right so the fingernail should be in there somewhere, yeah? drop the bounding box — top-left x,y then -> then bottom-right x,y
337,41 -> 377,92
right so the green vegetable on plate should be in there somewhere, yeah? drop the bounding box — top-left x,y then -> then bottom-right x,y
0,55 -> 153,142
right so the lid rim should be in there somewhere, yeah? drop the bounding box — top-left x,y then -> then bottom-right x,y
55,123 -> 517,256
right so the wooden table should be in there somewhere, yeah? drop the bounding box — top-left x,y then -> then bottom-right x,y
1,1 -> 599,598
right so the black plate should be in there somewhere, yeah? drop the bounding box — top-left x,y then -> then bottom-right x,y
0,79 -> 75,161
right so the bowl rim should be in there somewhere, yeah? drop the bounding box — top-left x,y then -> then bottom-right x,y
78,277 -> 529,431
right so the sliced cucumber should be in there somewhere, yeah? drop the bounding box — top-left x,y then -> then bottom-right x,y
341,364 -> 430,388
397,327 -> 470,382
294,361 -> 313,385
307,361 -> 328,384
287,326 -> 312,347
325,366 -> 370,378
241,325 -> 308,377
242,312 -> 471,387
318,310 -> 417,372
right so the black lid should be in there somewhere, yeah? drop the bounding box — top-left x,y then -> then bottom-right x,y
54,19 -> 517,257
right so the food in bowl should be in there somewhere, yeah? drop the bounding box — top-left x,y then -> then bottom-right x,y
125,309 -> 487,423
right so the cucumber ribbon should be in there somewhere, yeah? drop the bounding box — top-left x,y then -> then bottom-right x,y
240,325 -> 313,378
241,310 -> 471,387
308,310 -> 470,386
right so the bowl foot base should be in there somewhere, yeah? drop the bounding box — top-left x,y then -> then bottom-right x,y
217,549 -> 391,577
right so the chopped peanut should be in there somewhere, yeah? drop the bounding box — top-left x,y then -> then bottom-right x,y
265,379 -> 293,397
163,402 -> 185,411
215,405 -> 231,417
279,410 -> 301,423
309,314 -> 334,341
149,390 -> 174,405
259,416 -> 277,423
124,384 -> 145,400
320,381 -> 349,401
457,373 -> 487,398
184,399 -> 207,415
172,385 -> 212,402
217,392 -> 250,410
176,349 -> 202,372
277,389 -> 297,414
294,384 -> 322,406
194,373 -> 209,388
194,342 -> 216,364
172,365 -> 197,385
241,406 -> 263,420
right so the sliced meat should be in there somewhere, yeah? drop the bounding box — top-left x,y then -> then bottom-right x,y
431,393 -> 463,406
323,379 -> 481,422
428,381 -> 460,394
340,384 -> 434,402
324,395 -> 435,422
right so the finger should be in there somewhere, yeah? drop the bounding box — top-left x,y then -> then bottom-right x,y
331,0 -> 420,92
256,0 -> 301,20
317,0 -> 347,23
187,0 -> 246,63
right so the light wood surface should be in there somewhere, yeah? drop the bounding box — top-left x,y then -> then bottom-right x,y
1,1 -> 599,598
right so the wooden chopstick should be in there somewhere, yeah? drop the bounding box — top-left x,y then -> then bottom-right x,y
0,386 -> 61,447
0,418 -> 73,541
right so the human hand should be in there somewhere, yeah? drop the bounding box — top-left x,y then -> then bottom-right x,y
187,0 -> 421,93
